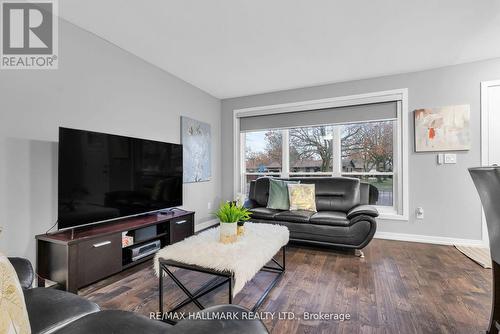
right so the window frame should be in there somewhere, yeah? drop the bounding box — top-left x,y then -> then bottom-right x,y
233,89 -> 409,221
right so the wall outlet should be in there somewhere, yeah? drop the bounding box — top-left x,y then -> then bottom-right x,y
444,153 -> 457,164
208,202 -> 212,210
416,207 -> 424,220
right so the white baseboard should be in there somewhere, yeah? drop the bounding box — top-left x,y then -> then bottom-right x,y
374,231 -> 486,247
194,219 -> 218,232
194,224 -> 487,247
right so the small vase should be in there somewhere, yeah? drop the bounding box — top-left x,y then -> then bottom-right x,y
219,222 -> 237,244
237,221 -> 245,237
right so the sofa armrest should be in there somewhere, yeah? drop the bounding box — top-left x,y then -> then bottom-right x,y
8,257 -> 34,289
173,304 -> 269,333
347,205 -> 379,220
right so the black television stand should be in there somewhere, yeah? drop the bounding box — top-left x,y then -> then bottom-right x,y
35,210 -> 195,293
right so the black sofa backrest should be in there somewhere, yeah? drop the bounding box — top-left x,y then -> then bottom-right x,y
249,176 -> 377,212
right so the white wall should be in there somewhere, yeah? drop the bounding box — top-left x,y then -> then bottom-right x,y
0,19 -> 221,262
221,58 -> 500,244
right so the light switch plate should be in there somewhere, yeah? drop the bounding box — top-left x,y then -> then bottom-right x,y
437,153 -> 444,165
444,153 -> 457,164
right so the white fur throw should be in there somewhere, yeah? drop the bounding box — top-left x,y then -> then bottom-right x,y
154,222 -> 289,296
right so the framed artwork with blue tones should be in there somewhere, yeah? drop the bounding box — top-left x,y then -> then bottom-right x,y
181,116 -> 211,183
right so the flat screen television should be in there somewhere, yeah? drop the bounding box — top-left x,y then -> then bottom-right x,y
58,127 -> 183,230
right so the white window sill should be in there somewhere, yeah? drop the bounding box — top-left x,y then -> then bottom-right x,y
378,212 -> 408,221
373,206 -> 408,221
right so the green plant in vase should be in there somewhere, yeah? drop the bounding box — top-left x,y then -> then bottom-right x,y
214,202 -> 252,243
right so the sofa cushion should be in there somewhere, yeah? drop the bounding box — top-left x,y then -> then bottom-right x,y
24,288 -> 100,334
52,310 -> 172,334
0,254 -> 31,334
314,177 -> 360,212
253,177 -> 271,206
310,211 -> 349,227
249,207 -> 282,220
274,210 -> 315,223
267,179 -> 299,210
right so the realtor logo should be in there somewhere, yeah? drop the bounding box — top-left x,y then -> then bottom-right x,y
1,0 -> 58,69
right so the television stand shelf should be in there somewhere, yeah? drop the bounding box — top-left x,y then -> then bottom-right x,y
35,210 -> 194,294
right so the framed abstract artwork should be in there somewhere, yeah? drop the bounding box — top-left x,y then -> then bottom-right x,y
181,116 -> 211,183
414,104 -> 471,152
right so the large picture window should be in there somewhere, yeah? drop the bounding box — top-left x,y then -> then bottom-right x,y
237,90 -> 408,219
242,120 -> 399,212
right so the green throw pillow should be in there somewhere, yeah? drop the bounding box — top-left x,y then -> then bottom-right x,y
267,179 -> 299,210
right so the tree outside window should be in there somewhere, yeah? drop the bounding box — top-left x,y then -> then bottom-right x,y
289,126 -> 334,173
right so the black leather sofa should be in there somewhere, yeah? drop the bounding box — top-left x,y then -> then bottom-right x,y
8,257 -> 268,334
246,177 -> 379,250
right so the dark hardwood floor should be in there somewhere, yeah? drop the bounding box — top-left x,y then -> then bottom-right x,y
80,239 -> 492,334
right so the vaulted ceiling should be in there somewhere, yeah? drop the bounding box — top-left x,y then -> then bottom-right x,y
59,0 -> 500,98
